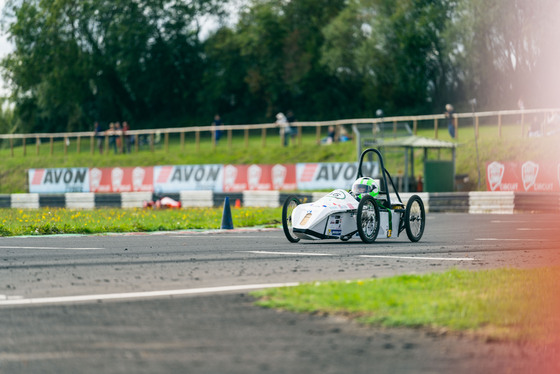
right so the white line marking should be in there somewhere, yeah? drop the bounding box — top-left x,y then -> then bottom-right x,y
0,246 -> 103,250
171,235 -> 266,238
516,228 -> 555,231
359,255 -> 475,261
491,220 -> 530,223
239,250 -> 332,256
475,238 -> 544,241
0,283 -> 300,307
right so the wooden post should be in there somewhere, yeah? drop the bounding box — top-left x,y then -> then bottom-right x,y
23,137 -> 26,156
434,118 -> 438,139
475,115 -> 479,139
316,125 -> 321,144
150,133 -> 154,153
77,136 -> 81,154
180,131 -> 185,152
498,113 -> 502,138
10,138 -> 13,157
36,137 -> 40,155
90,135 -> 94,154
195,130 -> 200,152
164,132 -> 169,153
50,137 -> 53,156
244,128 -> 249,148
413,119 -> 417,135
393,120 -> 397,138
261,128 -> 266,148
212,127 -> 217,150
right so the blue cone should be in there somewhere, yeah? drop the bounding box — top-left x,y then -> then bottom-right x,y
221,196 -> 234,230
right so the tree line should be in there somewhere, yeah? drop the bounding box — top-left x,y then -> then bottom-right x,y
1,0 -> 558,134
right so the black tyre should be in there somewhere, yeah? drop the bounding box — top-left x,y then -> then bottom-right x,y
282,196 -> 301,243
357,195 -> 380,243
404,195 -> 425,242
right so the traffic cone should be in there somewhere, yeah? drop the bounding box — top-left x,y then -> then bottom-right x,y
235,198 -> 241,208
221,196 -> 234,230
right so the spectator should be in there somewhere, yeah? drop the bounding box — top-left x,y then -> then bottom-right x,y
108,123 -> 117,153
445,104 -> 455,138
339,126 -> 352,142
320,125 -> 336,145
286,110 -> 297,143
212,114 -> 224,144
122,121 -> 131,153
94,121 -> 104,154
276,112 -> 294,146
115,122 -> 122,153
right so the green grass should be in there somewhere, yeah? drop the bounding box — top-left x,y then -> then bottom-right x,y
252,267 -> 560,342
0,123 -> 558,193
0,207 -> 281,236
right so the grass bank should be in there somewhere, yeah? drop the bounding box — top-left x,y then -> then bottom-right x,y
0,124 -> 557,193
0,207 -> 281,236
252,267 -> 560,342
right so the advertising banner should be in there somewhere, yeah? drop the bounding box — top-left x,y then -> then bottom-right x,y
296,161 -> 379,191
90,167 -> 154,193
486,161 -> 560,192
153,164 -> 223,193
223,164 -> 297,192
29,168 -> 90,193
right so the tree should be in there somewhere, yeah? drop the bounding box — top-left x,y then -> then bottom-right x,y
449,0 -> 560,109
321,0 -> 458,115
2,0 -> 226,132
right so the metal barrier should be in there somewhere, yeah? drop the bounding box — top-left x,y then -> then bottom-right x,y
1,191 -> 558,213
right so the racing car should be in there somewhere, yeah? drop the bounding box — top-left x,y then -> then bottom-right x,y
282,148 -> 425,243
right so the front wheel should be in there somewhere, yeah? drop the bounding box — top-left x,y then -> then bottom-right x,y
405,195 -> 425,242
357,195 -> 380,243
282,196 -> 301,243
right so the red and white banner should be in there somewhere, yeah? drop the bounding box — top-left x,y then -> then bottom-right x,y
153,164 -> 223,193
223,164 -> 297,192
296,162 -> 379,191
486,161 -> 560,192
89,167 -> 154,193
29,168 -> 90,193
29,162 -> 380,193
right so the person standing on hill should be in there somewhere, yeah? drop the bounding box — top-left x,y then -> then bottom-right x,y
445,104 -> 455,138
276,112 -> 294,146
94,121 -> 104,154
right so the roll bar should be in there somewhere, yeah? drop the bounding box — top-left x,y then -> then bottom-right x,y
356,148 -> 403,206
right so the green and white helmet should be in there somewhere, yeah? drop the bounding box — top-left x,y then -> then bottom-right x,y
351,177 -> 379,199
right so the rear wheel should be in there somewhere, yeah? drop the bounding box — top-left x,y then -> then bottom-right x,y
282,196 -> 301,243
405,195 -> 425,242
357,195 -> 380,243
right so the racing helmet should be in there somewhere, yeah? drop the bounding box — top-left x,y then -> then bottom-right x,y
351,177 -> 379,200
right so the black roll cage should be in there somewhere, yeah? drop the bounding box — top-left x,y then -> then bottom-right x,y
356,148 -> 404,208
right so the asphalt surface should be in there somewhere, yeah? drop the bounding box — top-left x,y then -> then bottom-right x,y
1,213 -> 559,373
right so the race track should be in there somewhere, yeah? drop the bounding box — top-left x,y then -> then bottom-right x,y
1,213 -> 559,373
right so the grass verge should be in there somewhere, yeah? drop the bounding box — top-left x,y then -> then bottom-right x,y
252,267 -> 560,342
0,207 -> 281,236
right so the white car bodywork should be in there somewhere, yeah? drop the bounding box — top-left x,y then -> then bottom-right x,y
291,189 -> 402,240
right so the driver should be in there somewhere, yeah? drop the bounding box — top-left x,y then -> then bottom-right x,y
350,177 -> 379,201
